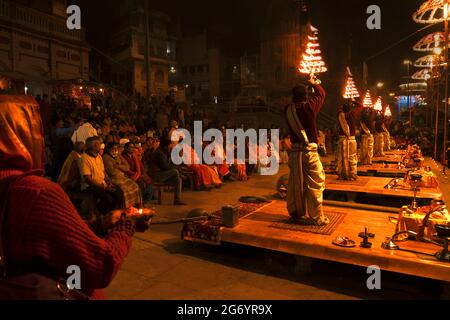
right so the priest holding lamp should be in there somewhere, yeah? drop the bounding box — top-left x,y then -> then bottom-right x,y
336,100 -> 364,180
373,97 -> 386,157
285,76 -> 330,226
336,68 -> 363,179
382,106 -> 393,152
360,107 -> 375,165
285,23 -> 330,226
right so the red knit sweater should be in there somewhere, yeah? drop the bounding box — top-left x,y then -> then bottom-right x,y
1,170 -> 132,299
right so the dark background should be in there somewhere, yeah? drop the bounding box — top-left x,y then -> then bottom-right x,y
74,0 -> 435,91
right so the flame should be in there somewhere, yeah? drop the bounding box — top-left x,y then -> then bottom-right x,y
374,97 -> 383,111
385,105 -> 392,117
363,90 -> 373,108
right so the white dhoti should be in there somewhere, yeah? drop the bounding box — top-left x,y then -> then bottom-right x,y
287,143 -> 329,226
337,136 -> 358,180
374,134 -> 385,157
360,134 -> 374,165
383,132 -> 391,151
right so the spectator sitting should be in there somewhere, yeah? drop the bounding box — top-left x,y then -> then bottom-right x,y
145,137 -> 187,206
103,143 -> 142,210
122,142 -> 153,203
57,141 -> 85,192
80,137 -> 122,215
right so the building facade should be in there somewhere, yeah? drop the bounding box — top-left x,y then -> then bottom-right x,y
0,0 -> 89,94
260,0 -> 308,98
175,30 -> 240,104
109,1 -> 177,98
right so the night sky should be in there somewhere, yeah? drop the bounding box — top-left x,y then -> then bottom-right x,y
76,0 -> 436,93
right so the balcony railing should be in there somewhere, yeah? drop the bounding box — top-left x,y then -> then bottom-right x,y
0,0 -> 85,42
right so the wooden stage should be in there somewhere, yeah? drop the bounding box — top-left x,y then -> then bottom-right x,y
325,175 -> 442,207
324,163 -> 408,178
372,154 -> 404,164
385,150 -> 407,156
356,164 -> 408,177
219,200 -> 450,283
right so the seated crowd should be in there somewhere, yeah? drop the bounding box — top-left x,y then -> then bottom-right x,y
41,94 -> 278,219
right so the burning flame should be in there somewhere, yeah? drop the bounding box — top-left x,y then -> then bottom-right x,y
385,105 -> 392,117
374,97 -> 383,111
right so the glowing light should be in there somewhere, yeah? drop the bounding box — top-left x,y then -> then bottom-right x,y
376,82 -> 384,88
413,32 -> 450,51
138,209 -> 143,215
374,97 -> 383,111
434,47 -> 443,55
99,88 -> 104,93
403,60 -> 412,65
412,68 -> 436,80
385,105 -> 392,117
298,25 -> 328,77
79,86 -> 83,90
389,93 -> 396,97
415,55 -> 444,67
343,67 -> 360,99
363,90 -> 373,108
413,0 -> 449,24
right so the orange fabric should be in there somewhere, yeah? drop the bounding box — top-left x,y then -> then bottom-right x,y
217,162 -> 230,177
0,95 -> 44,172
185,146 -> 222,188
235,163 -> 247,181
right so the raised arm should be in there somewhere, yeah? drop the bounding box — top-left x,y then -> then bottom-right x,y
308,83 -> 326,115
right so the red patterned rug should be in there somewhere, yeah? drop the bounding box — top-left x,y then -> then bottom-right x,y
267,210 -> 347,236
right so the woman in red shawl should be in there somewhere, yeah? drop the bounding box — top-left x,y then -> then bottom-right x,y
0,95 -> 134,299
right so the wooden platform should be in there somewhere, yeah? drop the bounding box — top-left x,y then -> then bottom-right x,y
372,154 -> 404,164
385,150 -> 407,156
357,164 -> 408,177
219,200 -> 450,283
325,175 -> 442,204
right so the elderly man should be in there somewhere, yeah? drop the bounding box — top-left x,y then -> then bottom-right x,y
80,137 -> 121,215
285,78 -> 329,226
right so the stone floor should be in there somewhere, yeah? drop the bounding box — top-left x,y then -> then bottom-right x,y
106,162 -> 449,300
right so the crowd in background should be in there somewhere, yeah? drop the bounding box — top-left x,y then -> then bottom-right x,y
36,92 -> 282,220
